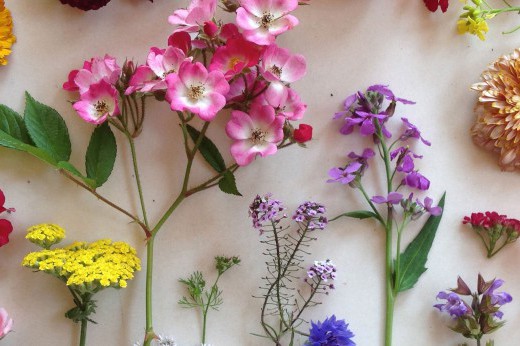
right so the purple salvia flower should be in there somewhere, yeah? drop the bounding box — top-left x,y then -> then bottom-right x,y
292,201 -> 328,230
307,259 -> 337,283
484,279 -> 513,306
371,192 -> 403,205
249,194 -> 286,234
403,171 -> 430,191
434,291 -> 471,318
400,118 -> 431,146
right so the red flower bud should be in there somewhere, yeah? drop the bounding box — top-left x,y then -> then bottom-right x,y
203,21 -> 219,38
294,124 -> 313,143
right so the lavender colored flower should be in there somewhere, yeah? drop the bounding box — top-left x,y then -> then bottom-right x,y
403,171 -> 430,190
307,315 -> 356,346
249,194 -> 286,233
366,84 -> 415,105
293,201 -> 328,230
484,279 -> 513,306
307,259 -> 337,282
400,117 -> 431,146
327,162 -> 362,185
371,192 -> 403,205
434,291 -> 471,318
390,147 -> 423,174
416,197 -> 442,216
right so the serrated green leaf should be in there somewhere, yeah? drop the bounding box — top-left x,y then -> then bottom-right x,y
0,104 -> 33,144
186,124 -> 226,173
85,123 -> 117,188
56,161 -> 97,189
24,92 -> 71,162
0,130 -> 57,165
395,192 -> 446,293
218,171 -> 242,196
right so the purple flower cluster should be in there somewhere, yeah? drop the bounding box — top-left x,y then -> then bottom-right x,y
292,201 -> 328,230
248,194 -> 286,233
327,148 -> 374,185
307,315 -> 356,346
307,259 -> 337,282
483,279 -> 512,318
434,291 -> 471,318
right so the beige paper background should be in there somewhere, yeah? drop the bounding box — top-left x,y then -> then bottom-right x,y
1,0 -> 520,345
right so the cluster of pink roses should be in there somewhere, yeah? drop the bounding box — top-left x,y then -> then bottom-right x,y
63,0 -> 312,166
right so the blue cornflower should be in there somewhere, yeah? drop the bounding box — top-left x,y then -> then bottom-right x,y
307,315 -> 356,346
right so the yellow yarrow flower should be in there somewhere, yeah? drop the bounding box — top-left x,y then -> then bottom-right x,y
22,238 -> 141,294
457,16 -> 489,41
26,224 -> 66,249
0,0 -> 16,65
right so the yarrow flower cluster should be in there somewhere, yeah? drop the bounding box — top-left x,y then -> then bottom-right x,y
0,189 -> 13,248
293,201 -> 328,230
307,315 -> 356,346
249,193 -> 286,233
463,211 -> 520,258
435,275 -> 512,343
0,0 -> 15,66
471,48 -> 520,171
25,223 -> 65,249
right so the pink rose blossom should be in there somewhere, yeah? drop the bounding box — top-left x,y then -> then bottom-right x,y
168,0 -> 217,32
165,61 -> 229,121
254,88 -> 306,120
71,55 -> 121,94
236,0 -> 299,45
226,70 -> 266,102
209,37 -> 263,79
73,80 -> 120,124
167,31 -> 192,55
225,105 -> 284,166
260,44 -> 306,104
0,308 -> 13,340
126,47 -> 189,95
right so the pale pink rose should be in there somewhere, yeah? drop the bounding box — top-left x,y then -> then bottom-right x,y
73,55 -> 121,94
0,308 -> 13,340
165,61 -> 229,121
168,0 -> 217,32
73,80 -> 120,124
225,104 -> 284,166
209,37 -> 263,79
253,88 -> 306,121
236,0 -> 299,45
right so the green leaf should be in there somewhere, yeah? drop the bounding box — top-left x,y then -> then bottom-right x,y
24,92 -> 71,162
335,210 -> 378,220
186,124 -> 226,173
218,171 -> 242,196
0,130 -> 57,165
56,161 -> 97,189
395,192 -> 446,293
0,104 -> 33,144
85,123 -> 117,188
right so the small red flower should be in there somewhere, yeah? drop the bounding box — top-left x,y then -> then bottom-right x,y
423,0 -> 449,12
0,219 -> 13,248
294,124 -> 313,143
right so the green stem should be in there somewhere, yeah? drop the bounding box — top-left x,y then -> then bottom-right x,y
144,233 -> 156,346
79,319 -> 87,346
384,210 -> 395,346
487,7 -> 520,14
201,274 -> 222,344
477,338 -> 481,346
126,133 -> 150,227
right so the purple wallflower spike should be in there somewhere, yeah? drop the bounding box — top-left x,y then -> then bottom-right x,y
484,279 -> 513,306
434,291 -> 471,318
416,197 -> 442,216
400,118 -> 431,146
371,192 -> 403,205
355,111 -> 387,136
367,84 -> 415,105
327,162 -> 362,185
307,315 -> 356,346
403,171 -> 430,190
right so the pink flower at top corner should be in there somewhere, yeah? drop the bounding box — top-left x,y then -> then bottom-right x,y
63,55 -> 121,94
168,0 -> 217,32
73,80 -> 120,124
260,44 -> 306,105
165,61 -> 229,121
0,308 -> 12,340
236,0 -> 299,45
225,105 -> 284,166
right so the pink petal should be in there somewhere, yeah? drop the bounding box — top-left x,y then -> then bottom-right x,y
230,140 -> 258,166
179,61 -> 208,87
194,92 -> 226,121
239,0 -> 266,17
236,7 -> 261,30
226,110 -> 255,140
281,53 -> 306,83
267,15 -> 299,36
205,71 -> 230,95
265,82 -> 288,106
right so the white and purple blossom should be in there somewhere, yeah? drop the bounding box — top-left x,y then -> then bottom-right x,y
306,259 -> 337,282
249,194 -> 286,233
293,201 -> 327,230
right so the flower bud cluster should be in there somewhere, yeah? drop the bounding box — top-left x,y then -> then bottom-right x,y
292,201 -> 328,230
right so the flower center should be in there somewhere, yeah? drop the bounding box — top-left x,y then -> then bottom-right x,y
251,128 -> 266,144
228,57 -> 242,70
269,65 -> 282,78
94,100 -> 110,117
188,84 -> 205,101
162,68 -> 177,78
260,12 -> 274,28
